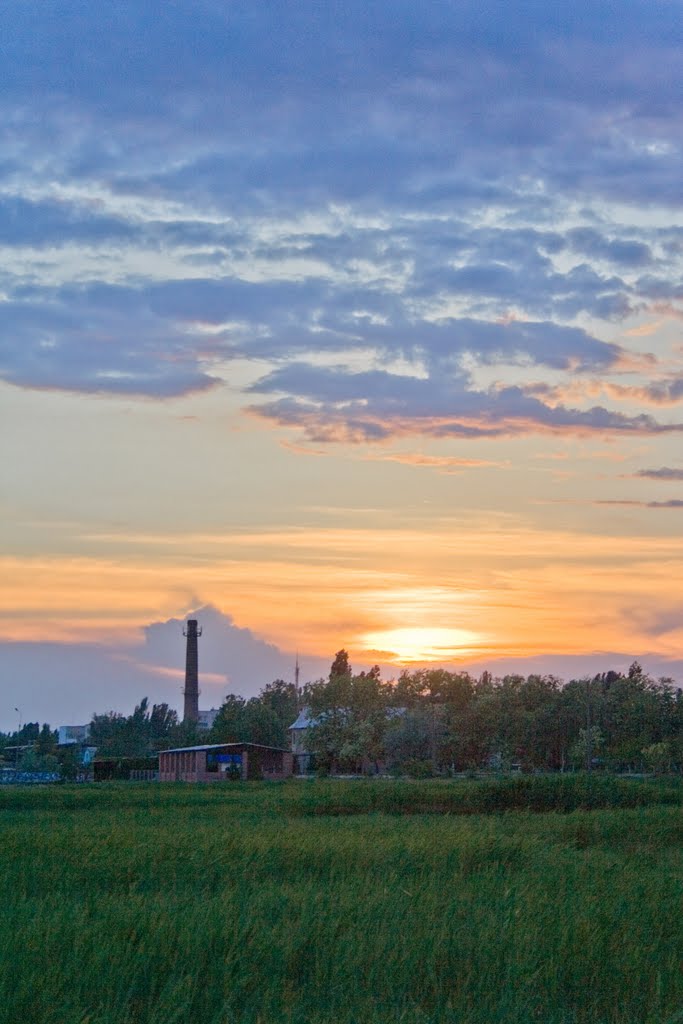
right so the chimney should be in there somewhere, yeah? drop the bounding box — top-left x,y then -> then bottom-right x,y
182,619 -> 201,723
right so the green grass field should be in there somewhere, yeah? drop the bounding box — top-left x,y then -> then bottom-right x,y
0,777 -> 681,1024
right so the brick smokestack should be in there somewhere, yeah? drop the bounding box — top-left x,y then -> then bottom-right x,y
183,619 -> 201,724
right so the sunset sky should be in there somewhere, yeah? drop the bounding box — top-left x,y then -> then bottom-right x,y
2,1 -> 683,729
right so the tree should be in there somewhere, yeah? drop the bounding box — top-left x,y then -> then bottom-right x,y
18,747 -> 59,773
165,719 -> 201,750
305,669 -> 391,774
385,708 -> 434,772
641,741 -> 672,775
259,680 -> 299,731
89,711 -> 128,754
241,700 -> 286,746
12,722 -> 40,745
149,703 -> 178,745
35,723 -> 57,756
329,650 -> 352,680
209,695 -> 286,748
494,674 -> 563,771
89,698 -> 178,757
570,727 -> 604,770
57,745 -> 81,781
208,695 -> 246,743
453,675 -> 499,769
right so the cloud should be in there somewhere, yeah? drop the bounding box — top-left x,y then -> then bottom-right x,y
596,499 -> 683,509
0,195 -> 135,246
415,259 -> 633,322
567,228 -> 653,269
368,453 -> 503,472
280,440 -> 501,471
0,0 -> 682,437
635,467 -> 683,481
0,288 -> 222,396
0,604 -> 329,730
624,604 -> 683,638
249,363 -> 683,442
139,604 -> 308,686
632,378 -> 683,405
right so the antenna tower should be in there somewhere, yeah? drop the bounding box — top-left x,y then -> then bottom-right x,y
295,653 -> 300,709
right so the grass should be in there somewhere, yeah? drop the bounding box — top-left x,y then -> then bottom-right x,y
0,776 -> 681,1023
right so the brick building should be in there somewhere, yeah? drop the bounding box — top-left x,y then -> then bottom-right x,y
158,742 -> 293,782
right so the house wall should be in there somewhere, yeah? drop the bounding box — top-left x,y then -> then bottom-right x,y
263,751 -> 293,779
290,728 -> 309,755
159,750 -> 201,782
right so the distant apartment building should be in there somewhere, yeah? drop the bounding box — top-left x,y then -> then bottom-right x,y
58,724 -> 90,745
197,708 -> 219,731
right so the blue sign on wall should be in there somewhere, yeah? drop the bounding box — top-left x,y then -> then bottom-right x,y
207,752 -> 243,768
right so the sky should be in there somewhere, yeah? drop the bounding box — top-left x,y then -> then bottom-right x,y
2,1 -> 683,729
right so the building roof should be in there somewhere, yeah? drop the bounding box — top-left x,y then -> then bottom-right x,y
289,708 -> 319,730
159,742 -> 290,754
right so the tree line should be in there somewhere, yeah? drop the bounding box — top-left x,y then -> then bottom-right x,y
0,722 -> 78,777
303,653 -> 683,775
0,682 -> 300,765
85,681 -> 299,758
3,655 -> 681,774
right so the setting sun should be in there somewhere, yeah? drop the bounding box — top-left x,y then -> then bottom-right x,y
359,627 -> 484,663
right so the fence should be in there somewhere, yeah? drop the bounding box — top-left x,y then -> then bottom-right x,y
0,770 -> 61,785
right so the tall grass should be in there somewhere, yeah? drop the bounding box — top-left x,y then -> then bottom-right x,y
0,778 -> 680,1023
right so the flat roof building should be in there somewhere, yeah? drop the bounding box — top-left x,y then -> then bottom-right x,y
158,742 -> 293,782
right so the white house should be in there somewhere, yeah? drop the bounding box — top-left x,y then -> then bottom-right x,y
197,708 -> 219,731
58,724 -> 90,745
289,708 -> 320,773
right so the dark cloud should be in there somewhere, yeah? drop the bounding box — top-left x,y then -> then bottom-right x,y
631,377 -> 683,405
412,257 -> 633,321
566,228 -> 654,269
635,275 -> 683,302
0,605 -> 330,730
249,364 -> 682,442
0,291 -> 221,397
139,605 -> 328,686
635,467 -> 683,481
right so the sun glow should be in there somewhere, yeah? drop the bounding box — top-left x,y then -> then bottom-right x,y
360,627 -> 484,663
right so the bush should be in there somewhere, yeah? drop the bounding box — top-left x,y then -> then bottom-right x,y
403,758 -> 434,779
94,756 -> 158,782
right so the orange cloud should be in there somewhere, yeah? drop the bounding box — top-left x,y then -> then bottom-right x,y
367,452 -> 504,471
624,321 -> 663,338
3,519 -> 683,665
